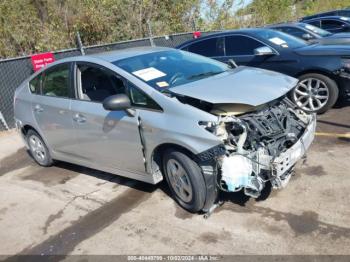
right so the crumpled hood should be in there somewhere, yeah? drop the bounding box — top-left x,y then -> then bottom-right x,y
295,43 -> 350,56
170,66 -> 298,106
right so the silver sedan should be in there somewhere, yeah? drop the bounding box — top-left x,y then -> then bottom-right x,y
14,47 -> 316,213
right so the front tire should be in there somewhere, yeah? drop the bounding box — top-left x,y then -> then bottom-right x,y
26,129 -> 53,167
163,149 -> 206,213
292,73 -> 339,114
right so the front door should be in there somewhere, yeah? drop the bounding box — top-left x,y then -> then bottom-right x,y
70,63 -> 145,174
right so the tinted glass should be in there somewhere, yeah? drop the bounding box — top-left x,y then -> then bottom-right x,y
79,65 -> 126,102
225,35 -> 264,56
321,20 -> 345,30
187,37 -> 224,57
276,27 -> 307,38
128,82 -> 162,110
308,20 -> 321,27
29,74 -> 41,94
254,30 -> 307,49
339,10 -> 350,16
299,23 -> 332,37
42,64 -> 70,97
113,50 -> 227,90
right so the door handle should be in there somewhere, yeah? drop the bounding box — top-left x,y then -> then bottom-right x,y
34,104 -> 44,113
73,113 -> 86,124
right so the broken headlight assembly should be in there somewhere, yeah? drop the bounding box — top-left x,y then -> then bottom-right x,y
198,120 -> 228,140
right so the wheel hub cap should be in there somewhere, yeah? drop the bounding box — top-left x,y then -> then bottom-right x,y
166,159 -> 193,203
29,135 -> 46,162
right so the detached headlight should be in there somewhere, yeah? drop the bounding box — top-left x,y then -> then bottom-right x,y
199,121 -> 228,140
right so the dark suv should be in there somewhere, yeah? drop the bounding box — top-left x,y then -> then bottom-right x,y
177,29 -> 350,113
301,9 -> 350,21
269,22 -> 350,44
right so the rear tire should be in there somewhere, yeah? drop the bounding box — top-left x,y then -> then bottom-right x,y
26,129 -> 53,167
292,73 -> 339,114
163,149 -> 206,213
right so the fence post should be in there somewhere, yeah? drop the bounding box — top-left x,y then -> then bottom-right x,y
147,20 -> 155,47
76,32 -> 85,55
0,111 -> 9,131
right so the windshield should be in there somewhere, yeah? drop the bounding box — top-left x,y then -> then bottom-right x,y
255,30 -> 308,49
299,23 -> 332,37
113,50 -> 228,90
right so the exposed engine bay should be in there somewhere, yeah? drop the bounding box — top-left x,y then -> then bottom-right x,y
193,96 -> 316,198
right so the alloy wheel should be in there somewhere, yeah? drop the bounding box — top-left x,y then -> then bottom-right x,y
293,78 -> 329,112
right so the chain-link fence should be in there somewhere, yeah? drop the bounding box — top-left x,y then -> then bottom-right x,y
0,31 -> 215,131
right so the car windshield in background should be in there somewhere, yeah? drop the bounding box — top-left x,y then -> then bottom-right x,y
300,23 -> 332,37
255,30 -> 308,49
113,50 -> 228,90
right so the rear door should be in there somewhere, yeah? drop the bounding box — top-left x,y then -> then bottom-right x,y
70,62 -> 146,174
185,37 -> 225,60
31,63 -> 76,154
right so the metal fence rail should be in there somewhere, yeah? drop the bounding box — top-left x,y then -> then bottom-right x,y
0,31 -> 206,131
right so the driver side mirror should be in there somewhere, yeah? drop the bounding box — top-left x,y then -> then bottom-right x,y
103,94 -> 135,116
254,46 -> 276,56
302,33 -> 313,40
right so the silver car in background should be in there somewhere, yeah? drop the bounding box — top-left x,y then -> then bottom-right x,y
14,47 -> 316,213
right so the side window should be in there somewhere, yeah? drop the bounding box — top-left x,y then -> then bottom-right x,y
128,82 -> 162,111
282,27 -> 309,38
225,35 -> 264,56
42,64 -> 70,97
29,74 -> 41,94
321,20 -> 345,30
308,20 -> 321,27
187,37 -> 224,57
78,65 -> 126,102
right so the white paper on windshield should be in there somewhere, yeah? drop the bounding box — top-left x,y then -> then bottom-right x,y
156,81 -> 169,88
269,37 -> 287,46
132,67 -> 166,81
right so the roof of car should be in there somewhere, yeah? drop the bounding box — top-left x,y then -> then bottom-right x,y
268,22 -> 301,28
176,28 -> 272,48
301,10 -> 350,20
89,46 -> 173,62
302,15 -> 350,21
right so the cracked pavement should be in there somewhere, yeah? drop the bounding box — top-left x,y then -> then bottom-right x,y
0,106 -> 349,256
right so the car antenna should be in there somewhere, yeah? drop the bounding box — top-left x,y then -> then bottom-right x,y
228,59 -> 238,68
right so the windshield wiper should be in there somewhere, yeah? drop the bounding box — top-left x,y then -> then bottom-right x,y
187,71 -> 223,80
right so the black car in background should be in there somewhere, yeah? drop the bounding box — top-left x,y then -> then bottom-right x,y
269,22 -> 350,44
302,16 -> 350,33
301,9 -> 350,21
177,29 -> 350,113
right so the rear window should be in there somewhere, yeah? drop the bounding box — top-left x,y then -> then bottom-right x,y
29,74 -> 41,94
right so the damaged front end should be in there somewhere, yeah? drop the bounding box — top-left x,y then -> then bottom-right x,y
198,97 -> 316,198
